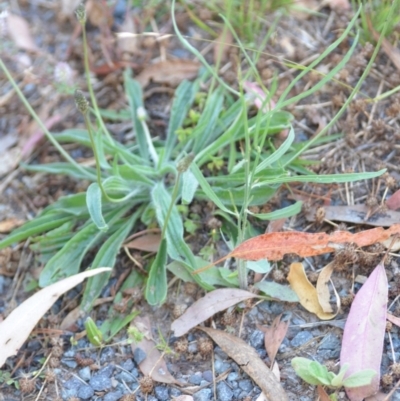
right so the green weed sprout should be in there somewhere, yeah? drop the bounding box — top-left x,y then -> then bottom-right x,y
0,2 -> 389,307
292,357 -> 376,399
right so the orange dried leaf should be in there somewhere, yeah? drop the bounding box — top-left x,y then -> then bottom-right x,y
287,263 -> 338,320
124,233 -> 161,253
229,225 -> 400,261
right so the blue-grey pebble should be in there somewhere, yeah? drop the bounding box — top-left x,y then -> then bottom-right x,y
77,384 -> 94,399
63,377 -> 81,391
116,371 -> 135,383
154,385 -> 169,400
249,330 -> 264,349
214,346 -> 228,359
202,370 -> 213,382
89,374 -> 112,391
61,388 -> 77,400
216,381 -> 233,401
269,302 -> 285,315
189,373 -> 202,385
0,276 -> 5,294
319,334 -> 340,350
131,367 -> 139,377
214,360 -> 231,374
78,367 -> 91,381
227,372 -> 239,381
61,358 -> 77,369
104,390 -> 123,401
238,379 -> 253,392
100,347 -> 116,363
188,343 -> 198,354
133,347 -> 147,365
99,364 -> 115,377
291,331 -> 313,347
170,387 -> 182,397
121,358 -> 134,371
193,388 -> 212,401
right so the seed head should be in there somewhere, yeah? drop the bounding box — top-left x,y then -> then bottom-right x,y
74,90 -> 89,115
177,153 -> 195,173
139,375 -> 154,394
75,3 -> 86,25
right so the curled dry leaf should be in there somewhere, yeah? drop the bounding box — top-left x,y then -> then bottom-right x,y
341,264 -> 388,401
131,316 -> 179,385
199,327 -> 288,401
171,288 -> 258,337
135,60 -> 200,88
0,268 -> 111,368
229,224 -> 400,261
387,312 -> 400,328
316,262 -> 340,314
287,263 -> 339,320
0,218 -> 24,233
258,314 -> 290,367
317,385 -> 332,401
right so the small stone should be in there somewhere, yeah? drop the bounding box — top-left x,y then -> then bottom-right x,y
187,342 -> 198,354
214,360 -> 231,374
99,347 -> 116,363
214,346 -> 228,359
238,379 -> 253,392
63,377 -> 81,391
189,373 -> 202,385
291,331 -> 313,347
216,381 -> 233,401
89,374 -> 112,391
103,390 -> 123,401
121,358 -> 135,371
202,370 -> 213,382
133,347 -> 147,365
78,367 -> 91,381
116,371 -> 135,383
249,330 -> 264,348
154,385 -> 169,400
227,372 -> 239,381
319,334 -> 340,350
170,387 -> 182,397
61,358 -> 78,369
77,384 -> 94,399
98,364 -> 115,377
193,388 -> 212,401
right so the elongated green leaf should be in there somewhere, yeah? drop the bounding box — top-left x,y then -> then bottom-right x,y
44,193 -> 89,216
164,80 -> 197,162
181,170 -> 198,204
191,163 -> 235,215
253,169 -> 386,186
145,238 -> 168,306
81,210 -> 141,312
86,183 -> 108,232
248,201 -> 302,221
292,358 -> 326,386
101,311 -> 140,342
0,214 -> 71,250
255,281 -> 299,303
124,69 -> 148,161
39,206 -> 130,287
342,370 -> 376,388
22,162 -> 97,181
255,127 -> 294,173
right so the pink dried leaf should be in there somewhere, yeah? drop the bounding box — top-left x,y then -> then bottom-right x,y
386,189 -> 400,211
340,264 -> 388,401
243,81 -> 275,112
6,13 -> 39,52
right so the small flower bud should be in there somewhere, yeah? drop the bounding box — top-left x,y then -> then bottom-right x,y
177,153 -> 195,173
74,90 -> 89,115
137,106 -> 147,121
75,3 -> 86,25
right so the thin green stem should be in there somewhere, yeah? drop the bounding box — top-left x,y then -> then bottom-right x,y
0,57 -> 95,181
161,171 -> 182,239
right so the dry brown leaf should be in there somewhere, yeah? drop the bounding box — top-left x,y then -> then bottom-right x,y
135,60 -> 200,88
317,385 -> 332,401
86,0 -> 113,27
387,313 -> 400,328
324,0 -> 350,10
287,263 -> 338,320
258,314 -> 290,367
131,316 -> 179,385
124,233 -> 161,253
0,268 -> 111,368
386,189 -> 400,211
7,13 -> 39,52
306,204 -> 400,227
171,289 -> 258,337
228,224 -> 400,261
271,361 -> 280,382
0,218 -> 25,233
316,262 -> 340,314
200,327 -> 288,401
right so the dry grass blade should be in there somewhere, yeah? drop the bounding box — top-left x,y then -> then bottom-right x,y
199,327 -> 288,401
